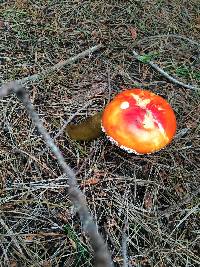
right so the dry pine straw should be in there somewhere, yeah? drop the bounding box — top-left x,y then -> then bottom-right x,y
0,1 -> 200,267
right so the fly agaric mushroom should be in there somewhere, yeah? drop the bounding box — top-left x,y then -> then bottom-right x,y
66,88 -> 176,154
101,89 -> 176,154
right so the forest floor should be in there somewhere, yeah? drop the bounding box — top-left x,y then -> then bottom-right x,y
0,1 -> 200,267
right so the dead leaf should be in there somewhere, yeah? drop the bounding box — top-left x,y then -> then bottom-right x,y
175,184 -> 186,196
15,0 -> 29,9
69,238 -> 77,249
30,85 -> 37,103
24,235 -> 34,242
91,30 -> 98,38
41,260 -> 52,267
9,260 -> 17,267
24,232 -> 65,242
0,20 -> 5,29
57,211 -> 70,223
194,16 -> 200,29
113,256 -> 123,263
129,27 -> 137,40
80,177 -> 100,187
144,192 -> 153,210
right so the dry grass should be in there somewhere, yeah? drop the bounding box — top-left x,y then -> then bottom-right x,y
0,1 -> 200,266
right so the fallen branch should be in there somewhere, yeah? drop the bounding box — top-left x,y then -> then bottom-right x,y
132,50 -> 200,91
158,187 -> 200,217
0,44 -> 103,97
15,87 -> 113,267
136,34 -> 200,48
0,44 -> 113,267
122,220 -> 129,267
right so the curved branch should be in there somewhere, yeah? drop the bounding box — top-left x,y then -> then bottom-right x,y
132,50 -> 200,91
0,44 -> 103,98
0,44 -> 113,267
16,87 -> 113,267
136,34 -> 200,47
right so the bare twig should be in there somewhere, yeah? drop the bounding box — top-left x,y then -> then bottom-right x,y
121,191 -> 130,267
0,218 -> 23,254
0,44 -> 112,266
38,82 -> 107,156
122,220 -> 129,267
0,44 -> 103,98
14,86 -> 113,267
136,34 -> 200,47
55,101 -> 93,139
158,187 -> 200,217
132,50 -> 200,91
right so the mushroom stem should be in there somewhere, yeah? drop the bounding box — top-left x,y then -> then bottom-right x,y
66,111 -> 103,141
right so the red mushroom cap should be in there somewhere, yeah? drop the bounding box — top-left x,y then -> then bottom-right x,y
101,89 -> 177,154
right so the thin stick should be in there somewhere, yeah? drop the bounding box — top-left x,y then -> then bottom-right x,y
122,220 -> 129,267
121,193 -> 130,267
158,187 -> 200,217
132,50 -> 200,91
0,44 -> 103,97
136,34 -> 200,47
15,87 -> 113,267
1,45 -> 112,266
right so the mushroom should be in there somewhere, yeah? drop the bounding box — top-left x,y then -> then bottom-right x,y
101,88 -> 176,154
66,88 -> 177,154
66,111 -> 103,141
